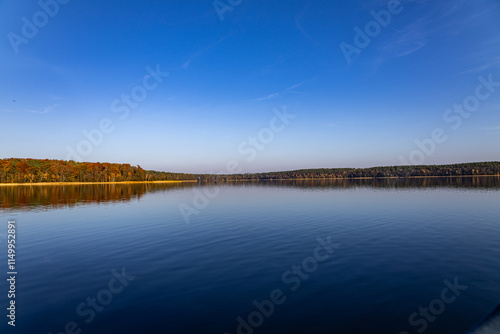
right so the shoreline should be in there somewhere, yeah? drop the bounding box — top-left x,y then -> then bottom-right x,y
0,175 -> 498,186
0,180 -> 198,186
224,175 -> 500,181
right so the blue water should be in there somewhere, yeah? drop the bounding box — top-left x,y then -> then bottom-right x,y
1,179 -> 499,334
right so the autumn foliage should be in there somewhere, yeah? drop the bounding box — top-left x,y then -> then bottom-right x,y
0,158 -> 195,183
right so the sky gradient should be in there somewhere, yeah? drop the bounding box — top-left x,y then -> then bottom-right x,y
1,0 -> 500,173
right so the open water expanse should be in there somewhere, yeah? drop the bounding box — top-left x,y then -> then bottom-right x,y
1,177 -> 499,334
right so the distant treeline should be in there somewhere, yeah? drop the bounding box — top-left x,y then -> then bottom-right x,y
0,158 -> 195,183
2,159 -> 499,184
196,162 -> 500,182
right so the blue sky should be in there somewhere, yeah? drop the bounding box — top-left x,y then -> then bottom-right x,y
1,0 -> 500,173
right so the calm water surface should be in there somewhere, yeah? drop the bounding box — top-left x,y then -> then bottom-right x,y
0,178 -> 499,334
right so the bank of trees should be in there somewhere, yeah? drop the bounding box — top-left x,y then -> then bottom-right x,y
0,158 -> 195,183
3,159 -> 499,184
195,162 -> 500,182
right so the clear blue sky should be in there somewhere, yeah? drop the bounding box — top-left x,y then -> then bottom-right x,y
1,0 -> 500,173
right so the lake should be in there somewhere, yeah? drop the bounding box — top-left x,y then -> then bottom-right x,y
1,177 -> 499,334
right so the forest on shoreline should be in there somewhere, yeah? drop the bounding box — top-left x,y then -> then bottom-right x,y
1,158 -> 499,184
196,162 -> 500,182
0,158 -> 195,183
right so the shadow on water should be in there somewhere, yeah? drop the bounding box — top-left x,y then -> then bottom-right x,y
1,176 -> 499,212
0,182 -> 198,213
223,176 -> 500,190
